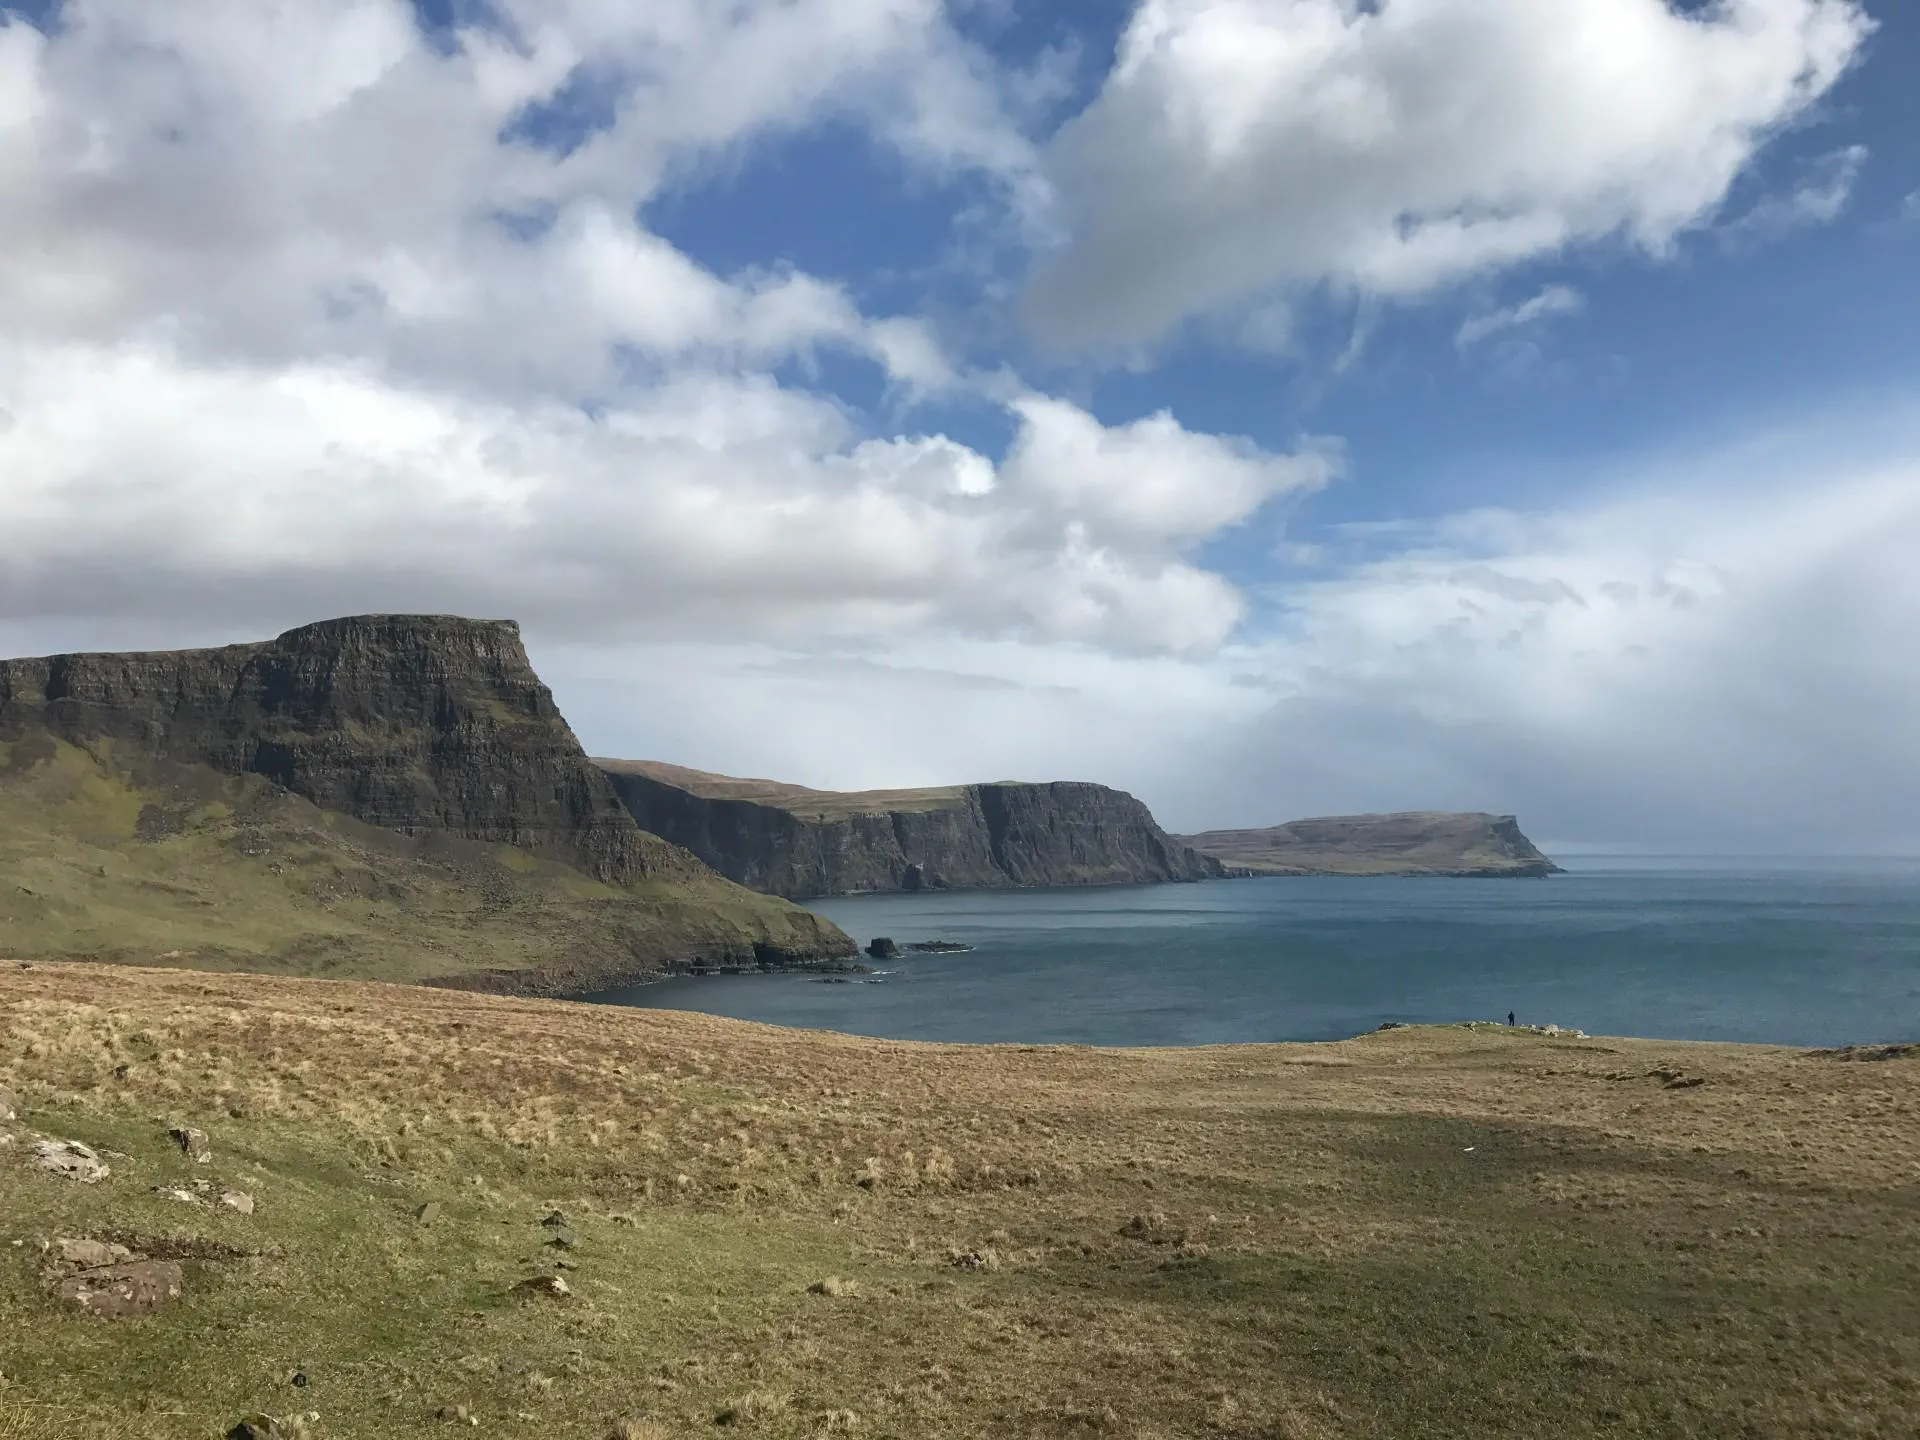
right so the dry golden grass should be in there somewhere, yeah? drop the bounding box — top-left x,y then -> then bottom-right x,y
2,961 -> 1918,1438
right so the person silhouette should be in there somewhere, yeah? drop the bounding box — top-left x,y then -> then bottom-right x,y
1508,1010 -> 1516,1027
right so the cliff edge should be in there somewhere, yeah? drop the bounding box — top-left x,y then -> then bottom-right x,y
597,760 -> 1223,899
1181,812 -> 1562,877
0,616 -> 854,989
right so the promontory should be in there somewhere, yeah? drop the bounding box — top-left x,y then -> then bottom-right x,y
1181,811 -> 1562,877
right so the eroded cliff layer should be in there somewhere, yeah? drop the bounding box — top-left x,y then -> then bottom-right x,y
1180,812 -> 1562,877
596,760 -> 1223,898
0,616 -> 853,985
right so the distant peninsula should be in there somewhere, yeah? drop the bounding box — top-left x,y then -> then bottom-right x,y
596,760 -> 1221,899
1181,812 -> 1563,877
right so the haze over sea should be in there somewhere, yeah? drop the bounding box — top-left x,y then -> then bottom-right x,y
598,862 -> 1920,1049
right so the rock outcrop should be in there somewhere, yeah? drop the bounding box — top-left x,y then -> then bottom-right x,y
0,616 -> 854,985
1,614 -> 673,884
1180,812 -> 1562,877
596,760 -> 1222,899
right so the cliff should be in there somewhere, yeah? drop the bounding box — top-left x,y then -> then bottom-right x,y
0,616 -> 854,988
595,760 -> 1222,898
1180,812 -> 1563,877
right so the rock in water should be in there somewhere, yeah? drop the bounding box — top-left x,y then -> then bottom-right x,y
596,761 -> 1223,899
866,937 -> 900,960
32,1138 -> 110,1183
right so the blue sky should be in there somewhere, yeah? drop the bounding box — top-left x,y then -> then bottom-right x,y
1,0 -> 1917,850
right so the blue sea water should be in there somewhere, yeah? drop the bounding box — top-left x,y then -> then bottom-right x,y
592,860 -> 1920,1048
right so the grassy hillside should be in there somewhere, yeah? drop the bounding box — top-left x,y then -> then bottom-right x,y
2,962 -> 1916,1438
0,735 -> 848,992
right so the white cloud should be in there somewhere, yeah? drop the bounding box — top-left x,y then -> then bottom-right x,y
1456,285 -> 1584,349
0,1 -> 1326,659
0,339 -> 1321,655
1722,143 -> 1869,241
1182,439 -> 1920,849
1026,0 -> 1872,348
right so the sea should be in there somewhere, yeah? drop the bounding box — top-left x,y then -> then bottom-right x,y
589,859 -> 1920,1048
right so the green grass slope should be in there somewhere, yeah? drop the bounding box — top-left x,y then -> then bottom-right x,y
0,735 -> 850,992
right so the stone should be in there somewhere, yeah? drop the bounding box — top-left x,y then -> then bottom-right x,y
226,1414 -> 311,1440
54,1238 -> 134,1269
544,1227 -> 577,1249
221,1189 -> 256,1215
0,1086 -> 17,1120
155,1186 -> 202,1204
171,1126 -> 213,1163
32,1139 -> 110,1183
539,1209 -> 568,1229
866,937 -> 901,960
416,1201 -> 443,1225
58,1259 -> 185,1319
514,1274 -> 571,1298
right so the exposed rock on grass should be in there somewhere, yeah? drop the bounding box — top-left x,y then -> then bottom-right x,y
56,1258 -> 185,1319
170,1126 -> 212,1162
30,1138 -> 109,1182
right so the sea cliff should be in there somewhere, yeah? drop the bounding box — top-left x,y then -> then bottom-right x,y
0,616 -> 855,987
597,760 -> 1223,899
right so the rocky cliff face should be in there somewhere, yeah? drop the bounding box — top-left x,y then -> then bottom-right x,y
596,761 -> 1222,898
1181,812 -> 1562,877
0,616 -> 854,981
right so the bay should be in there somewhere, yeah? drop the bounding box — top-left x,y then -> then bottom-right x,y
590,860 -> 1920,1048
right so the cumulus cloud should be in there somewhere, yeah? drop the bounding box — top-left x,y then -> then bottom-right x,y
0,0 -> 1324,657
527,420 -> 1920,853
0,339 -> 1323,654
1026,0 -> 1873,348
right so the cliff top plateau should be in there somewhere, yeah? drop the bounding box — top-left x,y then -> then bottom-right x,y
598,758 -> 972,821
0,615 -> 852,990
1183,810 -> 1562,877
2,959 -> 1914,1437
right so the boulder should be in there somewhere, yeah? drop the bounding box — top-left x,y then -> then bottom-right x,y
866,937 -> 901,960
58,1259 -> 185,1319
170,1126 -> 213,1163
514,1274 -> 571,1299
32,1139 -> 110,1183
54,1238 -> 135,1269
221,1189 -> 256,1215
0,1086 -> 18,1120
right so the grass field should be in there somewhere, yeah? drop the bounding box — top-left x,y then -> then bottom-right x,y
3,962 -> 1916,1438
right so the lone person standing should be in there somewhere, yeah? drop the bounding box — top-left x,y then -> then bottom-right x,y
1508,1010 -> 1516,1027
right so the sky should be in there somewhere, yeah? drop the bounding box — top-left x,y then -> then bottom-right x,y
1,0 -> 1917,853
